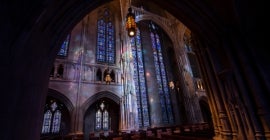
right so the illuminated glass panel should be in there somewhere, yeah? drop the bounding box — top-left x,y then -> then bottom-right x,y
103,110 -> 109,130
51,110 -> 61,133
96,9 -> 115,64
106,21 -> 115,64
95,101 -> 110,131
41,101 -> 63,134
97,19 -> 106,62
42,110 -> 52,134
57,34 -> 70,56
96,109 -> 102,130
150,23 -> 173,123
131,28 -> 150,128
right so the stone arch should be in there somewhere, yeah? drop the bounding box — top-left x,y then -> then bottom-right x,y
82,91 -> 120,137
81,91 -> 120,114
199,95 -> 208,103
136,15 -> 178,47
48,88 -> 74,114
199,96 -> 213,125
44,88 -> 74,135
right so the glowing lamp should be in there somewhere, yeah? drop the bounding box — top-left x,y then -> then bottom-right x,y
126,7 -> 136,37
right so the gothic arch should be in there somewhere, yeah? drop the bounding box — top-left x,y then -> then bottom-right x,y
199,96 -> 213,125
199,95 -> 208,104
44,89 -> 74,135
81,91 -> 120,114
48,88 -> 74,114
136,16 -> 172,39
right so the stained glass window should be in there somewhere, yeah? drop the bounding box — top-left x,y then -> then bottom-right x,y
103,110 -> 109,130
42,110 -> 52,134
95,101 -> 110,131
41,101 -> 62,134
51,110 -> 61,133
96,9 -> 115,64
96,109 -> 101,130
131,28 -> 150,128
57,34 -> 70,57
149,22 -> 173,124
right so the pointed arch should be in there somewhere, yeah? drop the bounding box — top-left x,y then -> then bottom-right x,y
41,89 -> 73,135
135,15 -> 178,47
81,91 -> 120,114
47,89 -> 74,113
83,91 -> 120,135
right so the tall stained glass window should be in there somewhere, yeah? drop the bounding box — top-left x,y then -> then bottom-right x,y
41,101 -> 62,134
96,9 -> 115,64
95,101 -> 110,131
149,22 -> 173,123
131,28 -> 150,128
57,34 -> 70,57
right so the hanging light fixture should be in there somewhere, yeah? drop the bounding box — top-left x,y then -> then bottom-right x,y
125,7 -> 136,37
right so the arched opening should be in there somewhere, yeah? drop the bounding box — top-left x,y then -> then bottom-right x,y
40,96 -> 71,139
103,68 -> 110,82
96,68 -> 102,82
199,98 -> 214,136
84,97 -> 119,140
2,0 -> 265,140
57,64 -> 64,78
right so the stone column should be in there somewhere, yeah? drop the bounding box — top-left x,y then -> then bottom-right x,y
221,28 -> 269,140
93,67 -> 96,81
194,38 -> 233,140
119,49 -> 139,131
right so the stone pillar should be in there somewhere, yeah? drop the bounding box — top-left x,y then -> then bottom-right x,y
221,28 -> 269,140
178,52 -> 204,124
119,15 -> 139,130
119,50 -> 139,131
93,67 -> 96,81
2,38 -> 52,140
194,39 -> 233,140
101,68 -> 104,83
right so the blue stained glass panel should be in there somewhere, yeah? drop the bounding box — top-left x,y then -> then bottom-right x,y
41,101 -> 64,134
58,34 -> 70,56
96,10 -> 115,64
52,110 -> 61,133
131,28 -> 150,127
150,23 -> 173,123
96,109 -> 101,130
97,19 -> 106,63
103,110 -> 109,130
42,110 -> 52,134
